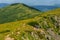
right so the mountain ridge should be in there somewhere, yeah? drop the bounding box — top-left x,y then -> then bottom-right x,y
0,3 -> 41,24
0,3 -> 60,40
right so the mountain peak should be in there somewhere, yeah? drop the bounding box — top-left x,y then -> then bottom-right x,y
0,3 -> 41,24
10,3 -> 26,6
9,3 -> 40,11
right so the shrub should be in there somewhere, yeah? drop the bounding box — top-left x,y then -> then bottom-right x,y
28,21 -> 39,28
0,30 -> 10,34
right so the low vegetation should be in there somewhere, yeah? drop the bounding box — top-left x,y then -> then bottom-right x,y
0,3 -> 60,40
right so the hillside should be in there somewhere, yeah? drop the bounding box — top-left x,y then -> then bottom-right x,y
0,8 -> 60,40
0,3 -> 41,24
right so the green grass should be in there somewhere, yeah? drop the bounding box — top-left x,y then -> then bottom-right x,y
0,3 -> 41,24
0,9 -> 60,40
0,3 -> 60,40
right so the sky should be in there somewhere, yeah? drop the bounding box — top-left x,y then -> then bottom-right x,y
0,0 -> 59,5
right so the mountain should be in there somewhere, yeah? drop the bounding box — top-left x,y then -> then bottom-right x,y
0,3 -> 9,8
0,8 -> 60,40
32,5 -> 58,11
54,4 -> 60,7
0,3 -> 58,11
0,3 -> 60,40
0,3 -> 41,24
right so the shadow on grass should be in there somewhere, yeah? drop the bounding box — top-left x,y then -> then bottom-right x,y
0,30 -> 10,34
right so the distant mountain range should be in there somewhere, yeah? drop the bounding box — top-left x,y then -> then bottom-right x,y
0,3 -> 59,11
32,6 -> 58,11
0,3 -> 9,8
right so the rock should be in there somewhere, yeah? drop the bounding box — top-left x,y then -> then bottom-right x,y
5,34 -> 14,40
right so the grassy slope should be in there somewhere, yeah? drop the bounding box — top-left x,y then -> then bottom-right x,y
0,8 -> 60,40
0,3 -> 41,24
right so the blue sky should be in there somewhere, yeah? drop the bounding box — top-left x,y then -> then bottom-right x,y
0,0 -> 59,5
